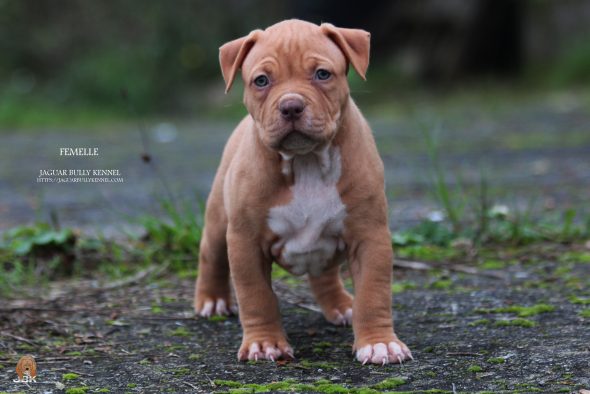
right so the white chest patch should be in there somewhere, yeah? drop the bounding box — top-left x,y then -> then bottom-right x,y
268,146 -> 346,276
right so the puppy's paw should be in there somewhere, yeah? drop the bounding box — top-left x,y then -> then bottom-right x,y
317,292 -> 353,326
194,296 -> 236,318
326,307 -> 353,326
238,337 -> 294,362
355,339 -> 413,365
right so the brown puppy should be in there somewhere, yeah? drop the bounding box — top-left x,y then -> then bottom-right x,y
194,19 -> 412,365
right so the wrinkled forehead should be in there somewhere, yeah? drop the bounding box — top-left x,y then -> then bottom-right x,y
242,24 -> 346,75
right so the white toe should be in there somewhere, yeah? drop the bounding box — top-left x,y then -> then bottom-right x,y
200,300 -> 214,317
248,342 -> 261,361
215,299 -> 228,315
330,310 -> 345,325
343,308 -> 353,325
265,346 -> 281,361
388,341 -> 403,363
356,344 -> 373,364
370,343 -> 389,364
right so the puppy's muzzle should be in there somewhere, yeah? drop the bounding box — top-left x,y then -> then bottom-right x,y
276,94 -> 318,154
279,96 -> 306,121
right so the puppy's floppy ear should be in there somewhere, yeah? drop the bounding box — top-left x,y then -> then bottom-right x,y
320,23 -> 371,80
219,29 -> 262,93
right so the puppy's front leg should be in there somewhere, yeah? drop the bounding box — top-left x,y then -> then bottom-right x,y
349,228 -> 413,365
227,229 -> 293,362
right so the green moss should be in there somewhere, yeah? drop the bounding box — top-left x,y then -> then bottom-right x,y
476,303 -> 555,317
97,389 -> 110,393
65,388 -> 88,394
62,373 -> 80,381
554,265 -> 572,276
214,380 -> 242,388
355,389 -> 379,394
227,388 -> 255,394
16,343 -> 34,351
559,251 -> 590,263
371,377 -> 407,389
290,384 -> 317,392
271,265 -> 300,286
188,353 -> 201,361
213,377 -> 456,393
467,364 -> 483,373
469,318 -> 490,327
494,318 -> 536,328
127,383 -> 137,388
215,378 -> 346,393
169,327 -> 190,337
390,390 -> 451,394
299,359 -> 337,370
397,245 -> 459,261
312,341 -> 333,353
487,357 -> 506,364
208,315 -> 228,322
105,319 -> 129,326
314,383 -> 349,394
65,351 -> 82,356
151,304 -> 163,314
579,308 -> 590,318
172,367 -> 190,376
481,260 -> 506,270
138,358 -> 151,365
569,295 -> 590,305
391,281 -> 418,293
430,279 -> 453,290
425,371 -> 437,377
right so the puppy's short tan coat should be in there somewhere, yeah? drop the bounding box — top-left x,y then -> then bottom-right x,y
194,19 -> 412,365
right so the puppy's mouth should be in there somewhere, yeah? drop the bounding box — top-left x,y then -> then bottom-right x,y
279,131 -> 318,154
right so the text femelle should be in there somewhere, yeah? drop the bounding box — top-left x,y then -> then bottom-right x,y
59,147 -> 98,156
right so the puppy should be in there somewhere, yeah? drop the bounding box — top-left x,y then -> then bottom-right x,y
194,19 -> 412,365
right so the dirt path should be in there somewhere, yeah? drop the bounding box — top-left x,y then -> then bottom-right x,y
1,247 -> 589,393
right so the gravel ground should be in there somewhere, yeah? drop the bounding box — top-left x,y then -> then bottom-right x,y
1,246 -> 589,393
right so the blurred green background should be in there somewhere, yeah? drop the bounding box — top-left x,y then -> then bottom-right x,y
1,0 -> 590,127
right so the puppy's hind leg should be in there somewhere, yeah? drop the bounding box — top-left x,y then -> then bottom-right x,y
309,263 -> 354,326
194,190 -> 233,317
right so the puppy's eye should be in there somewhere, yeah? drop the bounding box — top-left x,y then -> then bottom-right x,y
315,69 -> 332,81
253,75 -> 270,88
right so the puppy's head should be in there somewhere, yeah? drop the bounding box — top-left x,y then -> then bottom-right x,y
219,19 -> 370,155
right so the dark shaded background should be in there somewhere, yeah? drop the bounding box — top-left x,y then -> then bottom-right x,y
1,0 -> 589,122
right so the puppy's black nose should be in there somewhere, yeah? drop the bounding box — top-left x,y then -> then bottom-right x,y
279,97 -> 305,120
